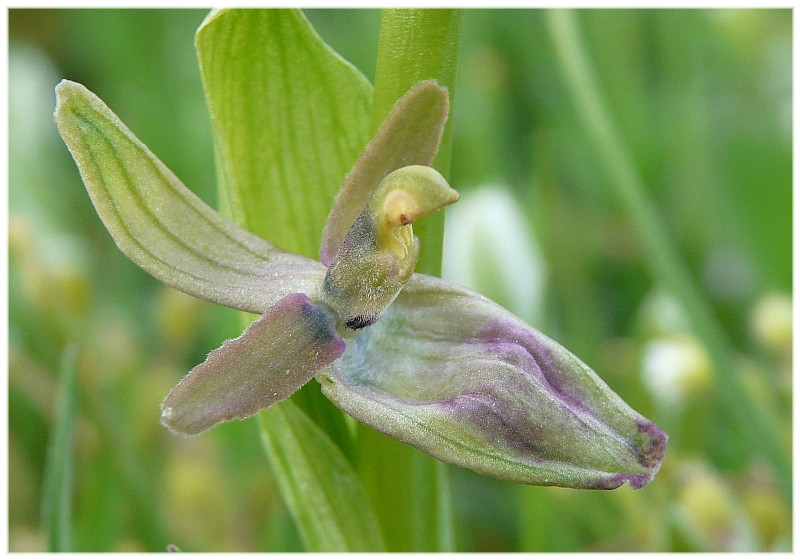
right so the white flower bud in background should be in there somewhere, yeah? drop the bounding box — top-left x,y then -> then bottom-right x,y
638,290 -> 712,411
443,185 -> 546,326
641,335 -> 712,410
638,289 -> 692,337
10,43 -> 59,181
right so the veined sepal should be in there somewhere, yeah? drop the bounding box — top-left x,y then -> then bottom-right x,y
53,80 -> 326,315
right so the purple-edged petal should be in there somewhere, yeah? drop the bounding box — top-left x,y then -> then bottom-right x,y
161,293 -> 345,435
54,80 -> 325,314
320,80 -> 449,266
319,274 -> 667,490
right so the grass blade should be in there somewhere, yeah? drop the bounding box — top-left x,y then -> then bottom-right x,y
546,9 -> 790,502
41,344 -> 79,552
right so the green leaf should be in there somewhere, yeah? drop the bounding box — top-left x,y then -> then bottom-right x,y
195,6 -> 369,452
41,344 -> 79,552
196,8 -> 373,259
54,80 -> 324,315
258,399 -> 385,551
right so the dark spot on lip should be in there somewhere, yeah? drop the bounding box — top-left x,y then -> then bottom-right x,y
399,213 -> 411,225
346,314 -> 377,330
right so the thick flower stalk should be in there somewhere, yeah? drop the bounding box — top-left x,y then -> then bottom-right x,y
54,75 -> 666,489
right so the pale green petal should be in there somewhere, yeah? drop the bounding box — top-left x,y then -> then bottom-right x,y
320,80 -> 449,266
161,293 -> 345,435
54,80 -> 325,314
320,274 -> 667,490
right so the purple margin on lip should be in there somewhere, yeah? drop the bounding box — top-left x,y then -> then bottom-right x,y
587,472 -> 654,490
435,381 -> 550,458
442,316 -> 668,489
636,418 -> 669,470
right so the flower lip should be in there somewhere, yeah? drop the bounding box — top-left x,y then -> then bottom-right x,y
321,273 -> 668,490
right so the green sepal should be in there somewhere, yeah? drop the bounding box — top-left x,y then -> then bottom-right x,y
54,80 -> 325,314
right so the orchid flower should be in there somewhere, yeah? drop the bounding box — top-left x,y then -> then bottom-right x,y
54,76 -> 666,490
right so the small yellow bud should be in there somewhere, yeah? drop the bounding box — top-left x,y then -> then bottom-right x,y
678,467 -> 739,549
750,292 -> 792,358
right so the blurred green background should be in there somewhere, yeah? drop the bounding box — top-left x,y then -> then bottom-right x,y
9,9 -> 791,552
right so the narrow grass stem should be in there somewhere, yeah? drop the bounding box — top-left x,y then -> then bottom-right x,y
41,344 -> 79,552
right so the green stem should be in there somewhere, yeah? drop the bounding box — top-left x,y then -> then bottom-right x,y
371,8 -> 462,276
355,8 -> 462,552
546,9 -> 790,502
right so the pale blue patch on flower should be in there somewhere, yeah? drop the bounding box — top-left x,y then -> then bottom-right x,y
54,76 -> 667,490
